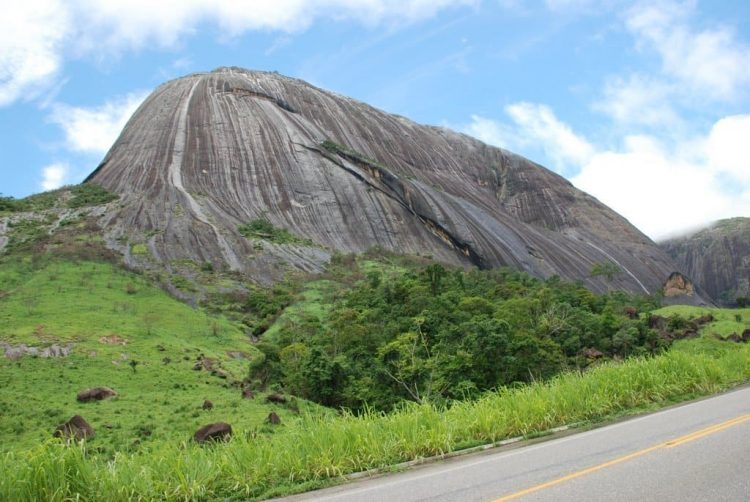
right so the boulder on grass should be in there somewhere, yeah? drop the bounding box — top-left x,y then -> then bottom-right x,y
194,422 -> 232,444
77,387 -> 117,402
648,315 -> 667,330
581,347 -> 604,359
266,393 -> 287,404
266,412 -> 281,425
202,400 -> 213,410
54,415 -> 95,441
725,333 -> 742,343
241,388 -> 255,400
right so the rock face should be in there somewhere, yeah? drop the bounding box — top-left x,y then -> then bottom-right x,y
661,218 -> 750,305
87,67 -> 681,294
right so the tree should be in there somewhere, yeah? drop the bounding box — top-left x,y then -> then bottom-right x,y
279,343 -> 309,395
425,264 -> 447,295
301,347 -> 346,407
590,261 -> 622,281
378,317 -> 443,403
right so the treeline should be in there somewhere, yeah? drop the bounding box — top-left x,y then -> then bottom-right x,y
249,261 -> 664,411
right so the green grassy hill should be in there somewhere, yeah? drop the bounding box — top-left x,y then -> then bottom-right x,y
0,258 -> 321,455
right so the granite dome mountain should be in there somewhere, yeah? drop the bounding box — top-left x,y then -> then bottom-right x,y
662,218 -> 750,305
87,67 -> 677,294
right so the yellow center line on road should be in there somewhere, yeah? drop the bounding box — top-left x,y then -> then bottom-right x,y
493,412 -> 750,502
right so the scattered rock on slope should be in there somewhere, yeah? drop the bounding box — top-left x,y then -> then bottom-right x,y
194,422 -> 232,443
76,387 -> 117,402
54,415 -> 95,441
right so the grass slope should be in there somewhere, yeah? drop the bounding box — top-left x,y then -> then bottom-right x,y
3,339 -> 750,501
0,258 -> 321,455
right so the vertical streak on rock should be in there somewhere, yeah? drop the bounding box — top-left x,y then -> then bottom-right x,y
168,80 -> 242,270
585,240 -> 650,294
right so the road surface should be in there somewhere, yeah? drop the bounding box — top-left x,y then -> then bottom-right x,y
278,386 -> 750,501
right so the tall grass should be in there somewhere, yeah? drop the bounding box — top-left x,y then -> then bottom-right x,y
3,344 -> 750,501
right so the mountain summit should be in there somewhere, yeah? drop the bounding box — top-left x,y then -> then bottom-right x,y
87,67 -> 676,293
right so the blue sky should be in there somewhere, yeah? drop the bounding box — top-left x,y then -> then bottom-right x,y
1,0 -> 749,240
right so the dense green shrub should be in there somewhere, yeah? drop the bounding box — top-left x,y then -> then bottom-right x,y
238,218 -> 312,245
67,184 -> 118,208
255,262 -> 664,411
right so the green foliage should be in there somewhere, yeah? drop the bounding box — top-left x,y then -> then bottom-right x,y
590,261 -> 622,281
3,342 -> 750,501
1,184 -> 116,215
254,260 -> 664,411
0,194 -> 19,212
66,184 -> 118,209
238,218 -> 312,245
13,189 -> 66,212
736,296 -> 748,308
0,258 -> 323,456
320,139 -> 390,170
4,218 -> 49,253
130,243 -> 148,256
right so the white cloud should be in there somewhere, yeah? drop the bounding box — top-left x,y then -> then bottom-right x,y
705,114 -> 750,184
0,1 -> 70,106
0,0 -> 476,107
50,92 -> 148,155
594,74 -> 679,128
465,105 -> 594,175
570,135 -> 743,240
463,114 -> 517,148
625,0 -> 750,101
503,102 -> 594,174
40,162 -> 68,190
463,106 -> 750,240
464,104 -> 594,175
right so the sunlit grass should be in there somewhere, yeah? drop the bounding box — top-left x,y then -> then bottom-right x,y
3,341 -> 750,501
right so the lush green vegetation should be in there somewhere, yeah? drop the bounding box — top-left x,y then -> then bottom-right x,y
0,184 -> 117,215
3,191 -> 750,500
2,339 -> 750,501
251,257 -> 663,411
67,184 -> 119,209
238,218 -> 313,246
320,139 -> 391,172
0,257 -> 323,457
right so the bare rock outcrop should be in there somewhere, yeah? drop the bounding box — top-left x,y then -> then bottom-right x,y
76,387 -> 117,402
661,218 -> 750,305
266,412 -> 281,425
86,67 -> 683,294
54,415 -> 95,441
663,272 -> 695,297
241,387 -> 255,399
194,422 -> 232,443
266,393 -> 287,404
2,342 -> 73,360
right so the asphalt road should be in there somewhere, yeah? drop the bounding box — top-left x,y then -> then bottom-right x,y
277,386 -> 750,501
